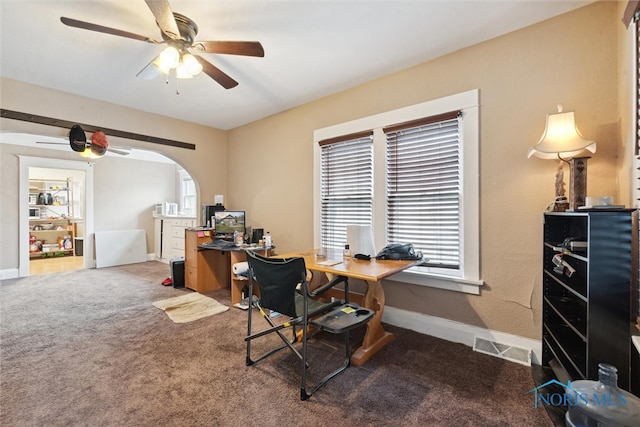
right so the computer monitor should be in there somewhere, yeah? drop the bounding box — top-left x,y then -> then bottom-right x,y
213,210 -> 246,238
203,204 -> 225,227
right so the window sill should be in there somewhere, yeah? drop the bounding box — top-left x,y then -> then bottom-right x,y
388,270 -> 483,295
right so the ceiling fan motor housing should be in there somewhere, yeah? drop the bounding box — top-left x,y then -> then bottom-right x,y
160,13 -> 198,46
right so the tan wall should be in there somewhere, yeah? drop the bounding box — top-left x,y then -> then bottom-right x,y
0,79 -> 229,203
227,1 -> 621,340
0,79 -> 228,269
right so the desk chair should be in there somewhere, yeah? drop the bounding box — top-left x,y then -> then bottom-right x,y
244,250 -> 374,400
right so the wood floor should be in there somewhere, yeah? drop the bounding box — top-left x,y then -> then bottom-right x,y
29,255 -> 84,275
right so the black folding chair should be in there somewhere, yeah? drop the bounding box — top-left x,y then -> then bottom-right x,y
244,250 -> 374,400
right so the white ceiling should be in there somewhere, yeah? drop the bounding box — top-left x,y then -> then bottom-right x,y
1,1 -> 594,131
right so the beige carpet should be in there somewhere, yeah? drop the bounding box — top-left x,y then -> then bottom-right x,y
152,292 -> 229,323
1,262 -> 554,426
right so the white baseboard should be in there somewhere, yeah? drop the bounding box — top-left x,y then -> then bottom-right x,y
382,305 -> 542,365
0,268 -> 20,280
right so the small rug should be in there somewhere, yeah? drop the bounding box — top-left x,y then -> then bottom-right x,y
152,292 -> 229,323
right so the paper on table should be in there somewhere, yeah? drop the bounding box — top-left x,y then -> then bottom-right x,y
317,259 -> 342,266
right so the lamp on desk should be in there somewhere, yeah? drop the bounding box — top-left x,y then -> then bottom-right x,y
528,105 -> 596,211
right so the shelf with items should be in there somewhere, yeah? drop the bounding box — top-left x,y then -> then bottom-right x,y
540,210 -> 635,396
230,250 -> 252,306
28,178 -> 75,259
29,219 -> 74,258
230,248 -> 272,305
29,179 -> 73,213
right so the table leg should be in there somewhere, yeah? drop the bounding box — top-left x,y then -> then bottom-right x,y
350,280 -> 395,366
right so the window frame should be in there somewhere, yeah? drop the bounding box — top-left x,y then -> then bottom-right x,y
313,89 -> 481,294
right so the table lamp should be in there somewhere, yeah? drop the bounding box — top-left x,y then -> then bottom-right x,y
528,105 -> 596,211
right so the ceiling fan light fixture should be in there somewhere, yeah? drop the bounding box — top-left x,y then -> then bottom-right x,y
78,148 -> 104,159
60,1 -> 263,90
175,61 -> 193,79
152,56 -> 172,75
182,53 -> 202,76
158,46 -> 180,69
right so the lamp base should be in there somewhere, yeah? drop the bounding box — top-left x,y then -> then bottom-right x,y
549,196 -> 570,212
569,157 -> 589,210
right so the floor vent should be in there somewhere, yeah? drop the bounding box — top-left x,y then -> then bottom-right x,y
473,336 -> 531,366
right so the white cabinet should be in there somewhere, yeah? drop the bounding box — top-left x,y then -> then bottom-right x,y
154,217 -> 196,262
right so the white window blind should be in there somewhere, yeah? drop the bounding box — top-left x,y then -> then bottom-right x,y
319,131 -> 373,249
384,111 -> 461,269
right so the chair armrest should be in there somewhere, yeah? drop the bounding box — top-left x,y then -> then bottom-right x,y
308,275 -> 348,298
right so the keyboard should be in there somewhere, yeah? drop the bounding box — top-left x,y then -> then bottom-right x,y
200,240 -> 236,249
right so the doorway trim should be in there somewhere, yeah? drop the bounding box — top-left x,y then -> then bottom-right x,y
19,156 -> 94,277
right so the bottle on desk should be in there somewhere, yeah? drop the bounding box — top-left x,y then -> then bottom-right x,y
264,232 -> 272,249
233,231 -> 244,246
343,244 -> 351,260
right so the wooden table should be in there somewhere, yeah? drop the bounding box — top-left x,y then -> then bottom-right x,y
278,248 -> 422,366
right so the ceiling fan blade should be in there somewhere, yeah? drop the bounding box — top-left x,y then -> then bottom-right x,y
198,41 -> 265,57
196,56 -> 238,89
60,17 -> 155,43
136,56 -> 162,80
145,0 -> 180,40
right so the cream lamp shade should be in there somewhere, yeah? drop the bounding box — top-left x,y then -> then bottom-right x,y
527,107 -> 596,159
528,106 -> 596,211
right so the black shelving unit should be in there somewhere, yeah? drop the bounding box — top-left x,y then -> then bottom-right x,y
541,210 -> 634,392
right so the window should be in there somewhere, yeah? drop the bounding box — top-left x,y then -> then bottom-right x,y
385,111 -> 461,269
314,90 -> 480,294
179,169 -> 196,217
320,132 -> 373,249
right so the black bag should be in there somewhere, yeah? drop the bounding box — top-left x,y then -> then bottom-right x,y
375,243 -> 423,261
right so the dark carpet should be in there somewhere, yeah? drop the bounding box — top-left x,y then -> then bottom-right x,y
0,261 -> 552,426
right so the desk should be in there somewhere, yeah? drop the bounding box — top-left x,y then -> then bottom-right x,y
187,236 -> 419,364
279,248 -> 421,366
185,228 -> 271,301
185,228 -> 229,292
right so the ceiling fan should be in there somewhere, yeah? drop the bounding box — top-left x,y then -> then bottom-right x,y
37,126 -> 130,159
60,0 -> 265,89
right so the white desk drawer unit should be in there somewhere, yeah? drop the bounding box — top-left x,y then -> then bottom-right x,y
154,216 -> 196,262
